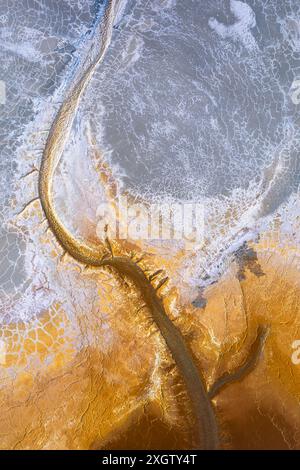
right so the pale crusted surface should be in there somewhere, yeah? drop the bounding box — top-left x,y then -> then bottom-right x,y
1,0 -> 300,450
0,238 -> 299,449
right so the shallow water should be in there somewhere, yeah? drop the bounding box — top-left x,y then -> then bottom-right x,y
86,0 -> 300,202
0,0 -> 300,451
1,0 -> 300,313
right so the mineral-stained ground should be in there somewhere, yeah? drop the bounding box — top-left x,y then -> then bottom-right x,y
0,0 -> 300,450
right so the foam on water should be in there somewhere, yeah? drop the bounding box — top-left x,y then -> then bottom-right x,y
209,0 -> 258,51
80,0 -> 299,287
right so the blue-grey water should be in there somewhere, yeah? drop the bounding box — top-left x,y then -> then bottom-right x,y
0,0 -> 300,320
85,0 -> 300,202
